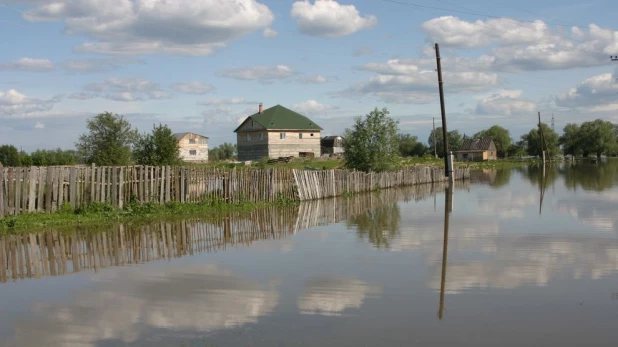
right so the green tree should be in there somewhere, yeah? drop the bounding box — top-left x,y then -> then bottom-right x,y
133,123 -> 182,166
473,125 -> 511,158
343,107 -> 400,172
428,127 -> 463,157
507,140 -> 527,158
31,148 -> 77,166
19,151 -> 33,167
209,143 -> 237,161
0,145 -> 20,167
559,123 -> 582,156
398,134 -> 427,157
521,123 -> 560,157
348,203 -> 401,248
578,119 -> 618,158
76,112 -> 139,165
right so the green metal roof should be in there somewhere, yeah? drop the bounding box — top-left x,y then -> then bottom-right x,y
234,104 -> 323,132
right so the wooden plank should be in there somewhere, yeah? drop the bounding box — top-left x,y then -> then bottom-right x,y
90,163 -> 96,203
118,167 -> 124,209
0,169 -> 5,219
57,169 -> 64,209
111,167 -> 118,207
44,167 -> 53,213
165,166 -> 171,203
14,167 -> 21,216
27,167 -> 37,212
69,168 -> 77,210
51,168 -> 59,212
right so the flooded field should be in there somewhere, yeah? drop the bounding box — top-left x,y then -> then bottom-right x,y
1,162 -> 618,346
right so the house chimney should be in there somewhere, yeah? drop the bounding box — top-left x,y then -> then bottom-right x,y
258,103 -> 263,114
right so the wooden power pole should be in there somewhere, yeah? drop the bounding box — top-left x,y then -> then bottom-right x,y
435,43 -> 451,177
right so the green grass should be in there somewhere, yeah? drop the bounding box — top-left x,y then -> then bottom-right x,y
0,197 -> 298,234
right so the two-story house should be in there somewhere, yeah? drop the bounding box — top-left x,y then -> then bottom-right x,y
173,132 -> 209,163
234,104 -> 323,161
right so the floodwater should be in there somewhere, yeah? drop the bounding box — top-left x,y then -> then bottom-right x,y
1,161 -> 618,347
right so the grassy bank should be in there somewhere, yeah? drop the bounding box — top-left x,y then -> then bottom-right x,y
0,198 -> 297,234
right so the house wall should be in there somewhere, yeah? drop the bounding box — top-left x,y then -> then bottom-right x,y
178,134 -> 208,162
267,131 -> 321,158
237,131 -> 269,161
456,151 -> 485,161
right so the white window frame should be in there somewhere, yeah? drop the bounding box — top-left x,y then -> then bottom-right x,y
247,134 -> 252,141
299,133 -> 303,139
189,138 -> 196,144
259,133 -> 264,140
280,132 -> 286,140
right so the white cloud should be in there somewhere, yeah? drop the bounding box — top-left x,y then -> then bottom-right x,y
21,0 -> 274,56
170,82 -> 215,95
263,27 -> 278,38
292,100 -> 337,114
202,106 -> 234,124
34,121 -> 45,129
422,16 -> 618,72
198,97 -> 258,106
299,75 -> 328,84
220,65 -> 293,82
0,89 -> 59,118
339,58 -> 499,104
555,73 -> 618,109
475,89 -> 536,116
70,77 -> 170,101
62,57 -> 144,72
290,0 -> 377,37
0,57 -> 55,72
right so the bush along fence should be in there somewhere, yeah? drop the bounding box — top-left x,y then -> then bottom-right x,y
0,165 -> 469,219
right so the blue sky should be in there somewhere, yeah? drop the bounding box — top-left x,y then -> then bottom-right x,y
1,0 -> 618,151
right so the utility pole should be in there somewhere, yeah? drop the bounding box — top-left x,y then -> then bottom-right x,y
433,117 -> 437,158
538,111 -> 550,163
435,43 -> 451,177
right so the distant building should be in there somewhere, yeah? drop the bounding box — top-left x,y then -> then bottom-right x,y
234,104 -> 323,161
173,132 -> 209,163
456,138 -> 497,161
321,136 -> 344,156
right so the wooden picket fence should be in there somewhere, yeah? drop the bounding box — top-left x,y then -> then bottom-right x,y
0,181 -> 471,283
293,166 -> 469,201
0,165 -> 469,219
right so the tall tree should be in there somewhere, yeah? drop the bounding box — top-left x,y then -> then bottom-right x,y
133,124 -> 182,166
559,123 -> 582,156
31,148 -> 77,166
578,119 -> 618,158
76,112 -> 139,165
428,127 -> 463,157
521,123 -> 560,157
0,145 -> 20,167
473,125 -> 511,158
343,107 -> 400,172
398,134 -> 427,157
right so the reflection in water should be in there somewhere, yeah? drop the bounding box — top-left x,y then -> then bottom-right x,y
0,182 -> 467,284
349,203 -> 401,248
9,265 -> 280,347
297,277 -> 382,316
563,159 -> 618,192
438,184 -> 452,320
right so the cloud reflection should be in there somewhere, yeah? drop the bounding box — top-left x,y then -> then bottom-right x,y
297,277 -> 382,316
9,265 -> 279,347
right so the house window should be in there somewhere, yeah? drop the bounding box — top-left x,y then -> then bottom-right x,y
189,150 -> 197,156
199,138 -> 207,145
251,120 -> 254,127
189,138 -> 196,144
280,132 -> 286,139
259,133 -> 264,140
299,133 -> 303,139
247,134 -> 252,141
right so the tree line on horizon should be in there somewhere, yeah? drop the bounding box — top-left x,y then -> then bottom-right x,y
344,108 -> 618,172
0,112 -> 236,167
1,109 -> 617,169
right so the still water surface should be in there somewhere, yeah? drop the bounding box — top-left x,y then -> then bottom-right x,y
1,162 -> 618,346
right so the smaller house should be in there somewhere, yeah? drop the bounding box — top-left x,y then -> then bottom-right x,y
173,132 -> 209,163
456,138 -> 497,161
321,136 -> 344,156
